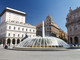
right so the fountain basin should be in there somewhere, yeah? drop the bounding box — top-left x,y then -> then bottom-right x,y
14,37 -> 70,51
14,47 -> 68,51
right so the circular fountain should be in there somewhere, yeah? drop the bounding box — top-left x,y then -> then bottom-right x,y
15,21 -> 70,51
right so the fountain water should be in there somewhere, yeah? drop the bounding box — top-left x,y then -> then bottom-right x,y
42,21 -> 45,37
15,21 -> 70,50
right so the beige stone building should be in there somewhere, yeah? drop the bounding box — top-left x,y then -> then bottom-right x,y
66,7 -> 80,44
36,15 -> 68,42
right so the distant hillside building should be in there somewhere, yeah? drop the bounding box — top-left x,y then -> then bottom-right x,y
0,7 -> 36,47
35,15 -> 68,42
66,7 -> 80,45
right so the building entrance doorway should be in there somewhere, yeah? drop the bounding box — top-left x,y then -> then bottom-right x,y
74,37 -> 78,44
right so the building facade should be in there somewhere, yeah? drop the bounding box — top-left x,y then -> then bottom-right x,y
66,7 -> 80,44
0,7 -> 36,47
35,15 -> 68,42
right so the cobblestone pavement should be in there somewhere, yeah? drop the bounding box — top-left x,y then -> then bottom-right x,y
0,47 -> 80,60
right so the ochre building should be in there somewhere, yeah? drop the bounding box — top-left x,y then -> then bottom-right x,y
36,15 -> 68,42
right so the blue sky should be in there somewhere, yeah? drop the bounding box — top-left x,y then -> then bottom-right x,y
0,0 -> 80,33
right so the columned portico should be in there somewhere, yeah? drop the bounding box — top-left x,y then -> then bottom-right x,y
1,37 -> 23,47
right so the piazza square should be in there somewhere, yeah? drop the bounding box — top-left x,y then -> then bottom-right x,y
0,47 -> 80,60
0,0 -> 80,60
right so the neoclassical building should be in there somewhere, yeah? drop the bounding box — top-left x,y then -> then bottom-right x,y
35,15 -> 68,42
0,7 -> 36,47
66,7 -> 80,44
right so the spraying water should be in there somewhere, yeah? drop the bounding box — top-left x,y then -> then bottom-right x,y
42,21 -> 45,37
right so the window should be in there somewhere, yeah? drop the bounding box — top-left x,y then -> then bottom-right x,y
22,34 -> 23,37
22,28 -> 24,31
30,35 -> 31,37
74,15 -> 76,19
9,26 -> 11,29
18,34 -> 19,37
49,19 -> 51,21
14,27 -> 15,30
33,30 -> 35,32
8,33 -> 10,36
70,27 -> 72,31
18,27 -> 20,30
26,29 -> 27,31
30,29 -> 31,32
13,34 -> 15,37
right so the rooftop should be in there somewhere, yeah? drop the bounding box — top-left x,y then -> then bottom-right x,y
0,7 -> 27,16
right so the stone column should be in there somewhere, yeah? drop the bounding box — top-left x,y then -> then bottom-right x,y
10,39 -> 13,47
5,38 -> 7,45
20,39 -> 21,43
